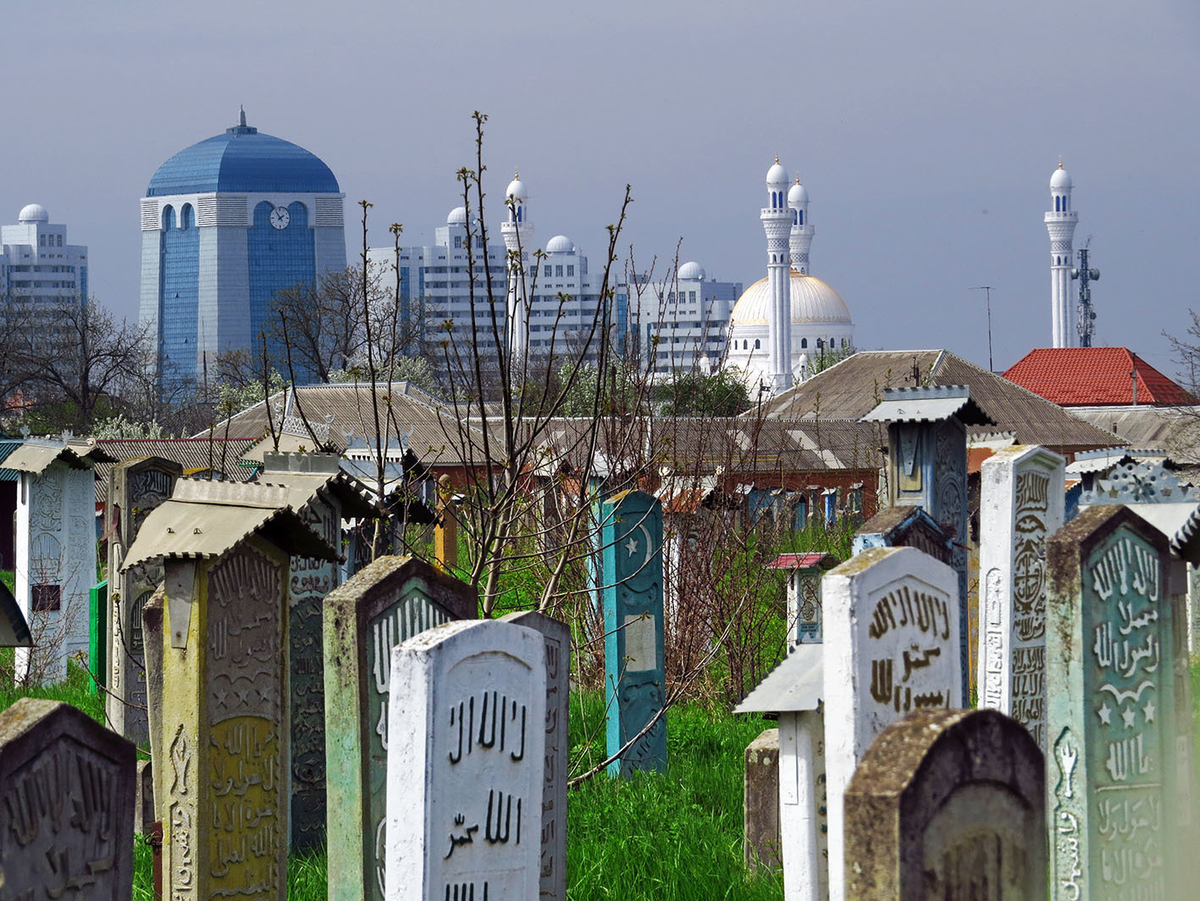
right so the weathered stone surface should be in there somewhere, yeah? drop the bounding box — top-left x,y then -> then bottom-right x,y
385,619 -> 546,901
1046,506 -> 1188,899
107,456 -> 180,746
823,545 -> 962,901
978,445 -> 1065,753
134,758 -> 154,835
141,585 -> 164,824
602,490 -> 667,776
500,610 -> 570,901
0,697 -> 137,899
843,707 -> 1046,900
744,728 -> 782,872
324,555 -> 477,901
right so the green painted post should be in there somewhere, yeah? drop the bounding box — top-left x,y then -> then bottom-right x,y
88,579 -> 108,694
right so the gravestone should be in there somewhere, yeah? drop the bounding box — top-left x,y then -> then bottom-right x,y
843,708 -> 1046,899
324,555 -> 477,901
261,451 -> 374,852
106,456 -> 181,746
743,728 -> 782,873
141,584 -> 165,824
1047,505 -> 1187,899
0,697 -> 137,899
7,440 -> 103,684
122,479 -> 336,901
823,545 -> 961,901
862,386 -> 994,703
977,445 -> 1065,753
767,552 -> 840,648
88,579 -> 107,694
134,758 -> 155,835
501,610 -> 570,901
736,642 -> 827,900
386,619 -> 547,901
601,489 -> 667,776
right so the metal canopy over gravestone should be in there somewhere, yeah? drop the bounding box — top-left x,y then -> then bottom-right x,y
324,555 -> 477,901
106,455 -> 182,746
843,708 -> 1046,900
601,489 -> 667,776
500,610 -> 570,901
5,439 -> 110,683
767,552 -> 840,648
823,545 -> 962,901
122,479 -> 337,901
862,385 -> 993,703
0,697 -> 138,899
736,644 -> 828,901
260,451 -> 374,852
977,445 -> 1065,753
386,619 -> 546,901
1047,505 -> 1186,900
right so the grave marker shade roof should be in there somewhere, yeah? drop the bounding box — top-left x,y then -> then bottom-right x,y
1,440 -> 111,474
861,385 -> 994,426
733,643 -> 823,715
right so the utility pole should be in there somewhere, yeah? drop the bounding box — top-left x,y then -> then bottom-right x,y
970,286 -> 994,372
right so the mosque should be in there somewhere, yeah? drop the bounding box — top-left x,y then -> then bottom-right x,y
725,160 -> 855,395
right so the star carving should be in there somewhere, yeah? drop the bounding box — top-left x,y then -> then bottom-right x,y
1097,702 -> 1112,725
1121,706 -> 1137,729
625,536 -> 639,557
1143,700 -> 1156,723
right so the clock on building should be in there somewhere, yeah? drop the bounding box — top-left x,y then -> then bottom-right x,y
269,206 -> 290,229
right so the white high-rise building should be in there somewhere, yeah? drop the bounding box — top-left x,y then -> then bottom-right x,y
625,263 -> 742,376
0,204 -> 89,312
727,162 -> 855,394
1045,159 -> 1079,348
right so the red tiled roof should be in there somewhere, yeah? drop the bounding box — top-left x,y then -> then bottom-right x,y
1003,348 -> 1196,407
767,552 -> 837,570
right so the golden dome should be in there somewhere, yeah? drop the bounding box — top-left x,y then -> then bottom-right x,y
730,271 -> 852,326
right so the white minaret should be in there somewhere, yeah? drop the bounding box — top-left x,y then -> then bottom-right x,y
764,159 -> 793,394
788,177 -> 815,275
501,171 -> 533,372
1045,159 -> 1078,348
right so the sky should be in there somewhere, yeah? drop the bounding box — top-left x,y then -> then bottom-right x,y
3,1 -> 1198,377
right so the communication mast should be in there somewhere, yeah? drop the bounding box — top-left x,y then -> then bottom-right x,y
1072,237 -> 1100,347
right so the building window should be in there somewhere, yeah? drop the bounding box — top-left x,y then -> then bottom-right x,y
798,210 -> 804,226
555,265 -> 563,277
32,584 -> 61,611
754,339 -> 761,349
801,338 -> 807,348
544,266 -> 551,277
454,236 -> 462,248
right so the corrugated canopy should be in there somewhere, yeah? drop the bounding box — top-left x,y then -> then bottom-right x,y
257,458 -> 376,520
766,553 -> 839,571
861,386 -> 994,426
2,441 -> 95,475
121,479 -> 338,571
733,643 -> 823,714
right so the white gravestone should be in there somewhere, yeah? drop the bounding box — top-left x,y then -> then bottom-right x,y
822,546 -> 961,901
386,619 -> 546,901
978,445 -> 1065,753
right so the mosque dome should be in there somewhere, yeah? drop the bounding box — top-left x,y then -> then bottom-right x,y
506,175 -> 527,201
146,113 -> 339,197
678,261 -> 705,280
18,203 -> 49,223
447,206 -> 467,226
1050,164 -> 1072,191
546,235 -> 574,253
766,160 -> 788,187
730,273 -> 852,326
788,181 -> 809,205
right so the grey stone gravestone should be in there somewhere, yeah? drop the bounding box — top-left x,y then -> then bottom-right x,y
141,584 -> 165,825
601,489 -> 667,776
500,610 -> 570,901
0,697 -> 137,899
261,451 -> 374,853
978,445 -> 1065,753
823,545 -> 962,901
744,728 -> 782,873
843,708 -> 1046,899
106,456 -> 181,746
134,758 -> 154,835
1047,505 -> 1187,899
324,555 -> 477,901
385,619 -> 546,901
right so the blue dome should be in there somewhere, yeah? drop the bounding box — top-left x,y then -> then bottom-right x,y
146,119 -> 339,197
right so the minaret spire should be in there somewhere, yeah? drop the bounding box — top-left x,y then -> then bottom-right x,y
788,176 -> 815,276
763,159 -> 793,394
1045,159 -> 1078,347
501,171 -> 533,378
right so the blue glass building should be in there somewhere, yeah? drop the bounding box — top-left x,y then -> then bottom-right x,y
140,111 -> 345,387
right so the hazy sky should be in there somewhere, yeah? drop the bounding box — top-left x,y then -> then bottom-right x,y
4,1 -> 1198,376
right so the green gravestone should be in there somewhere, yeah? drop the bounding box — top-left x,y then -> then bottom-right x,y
88,578 -> 108,694
323,555 -> 477,901
602,490 -> 667,776
1047,506 -> 1184,899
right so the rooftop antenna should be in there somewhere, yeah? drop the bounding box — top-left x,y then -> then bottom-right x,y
1072,236 -> 1100,347
970,286 -> 994,372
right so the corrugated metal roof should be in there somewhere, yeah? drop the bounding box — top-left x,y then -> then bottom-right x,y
1,441 -> 95,475
94,438 -> 260,504
733,643 -> 823,714
122,480 -> 337,570
766,553 -> 839,571
256,463 -> 376,520
861,386 -> 994,426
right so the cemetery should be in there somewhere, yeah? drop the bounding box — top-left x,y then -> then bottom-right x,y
1,402 -> 1200,900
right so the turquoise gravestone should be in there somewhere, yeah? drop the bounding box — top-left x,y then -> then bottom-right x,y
1047,506 -> 1184,899
602,490 -> 667,776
